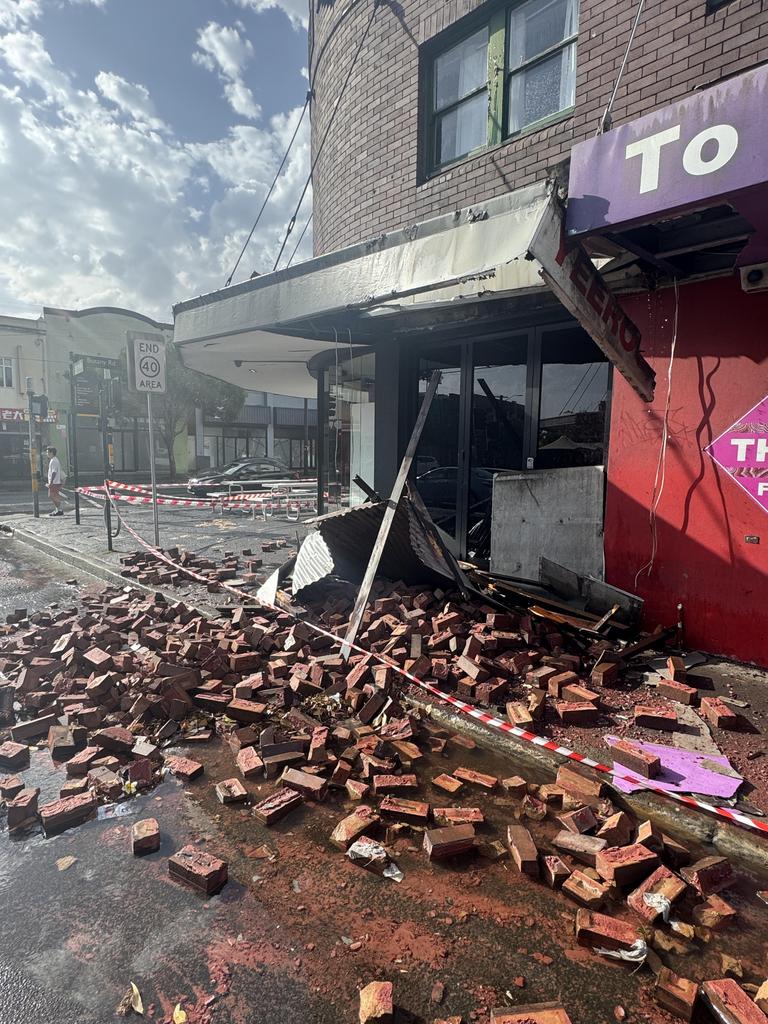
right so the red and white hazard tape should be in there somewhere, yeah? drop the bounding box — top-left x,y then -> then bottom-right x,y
79,487 -> 214,510
105,484 -> 768,838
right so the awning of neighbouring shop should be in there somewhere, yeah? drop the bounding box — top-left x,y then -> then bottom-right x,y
566,64 -> 768,280
173,180 -> 655,402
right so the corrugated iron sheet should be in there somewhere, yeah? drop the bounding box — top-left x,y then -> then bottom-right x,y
291,491 -> 456,596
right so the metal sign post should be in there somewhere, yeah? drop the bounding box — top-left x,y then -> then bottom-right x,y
127,333 -> 167,550
25,381 -> 39,518
146,392 -> 160,548
69,355 -> 81,525
99,384 -> 114,552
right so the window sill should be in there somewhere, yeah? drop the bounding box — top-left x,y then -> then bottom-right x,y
420,107 -> 574,188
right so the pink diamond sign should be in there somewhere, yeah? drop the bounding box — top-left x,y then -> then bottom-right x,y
706,394 -> 768,513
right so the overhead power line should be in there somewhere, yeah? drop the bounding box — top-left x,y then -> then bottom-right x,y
271,0 -> 381,272
224,92 -> 311,288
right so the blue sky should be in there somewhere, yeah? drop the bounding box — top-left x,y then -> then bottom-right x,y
0,0 -> 311,320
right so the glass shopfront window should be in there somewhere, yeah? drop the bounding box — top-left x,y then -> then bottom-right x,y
321,352 -> 375,511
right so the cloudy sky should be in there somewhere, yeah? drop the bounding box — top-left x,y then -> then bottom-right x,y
0,0 -> 310,322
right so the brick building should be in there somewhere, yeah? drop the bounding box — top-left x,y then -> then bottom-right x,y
175,0 -> 768,665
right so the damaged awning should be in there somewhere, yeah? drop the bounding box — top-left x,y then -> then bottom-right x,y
173,180 -> 655,401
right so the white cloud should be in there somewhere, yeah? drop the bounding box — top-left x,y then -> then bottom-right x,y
193,20 -> 261,121
0,25 -> 310,320
233,0 -> 308,31
95,71 -> 166,131
0,0 -> 41,29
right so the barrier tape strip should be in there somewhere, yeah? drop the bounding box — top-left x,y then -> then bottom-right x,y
105,484 -> 768,839
80,485 -> 317,515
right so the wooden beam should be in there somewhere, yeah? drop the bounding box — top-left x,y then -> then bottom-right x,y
340,370 -> 442,658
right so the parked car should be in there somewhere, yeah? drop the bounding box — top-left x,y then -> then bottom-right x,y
187,457 -> 299,495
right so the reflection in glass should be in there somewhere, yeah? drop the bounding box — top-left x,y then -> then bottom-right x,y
321,352 -> 375,511
414,349 -> 462,539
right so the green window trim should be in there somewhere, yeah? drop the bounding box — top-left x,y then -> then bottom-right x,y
424,0 -> 578,177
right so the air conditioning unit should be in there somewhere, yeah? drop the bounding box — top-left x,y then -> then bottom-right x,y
740,263 -> 768,293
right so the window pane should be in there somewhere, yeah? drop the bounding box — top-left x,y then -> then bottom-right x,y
435,91 -> 488,165
537,326 -> 610,469
415,347 -> 462,540
434,27 -> 488,112
507,41 -> 575,133
508,0 -> 578,69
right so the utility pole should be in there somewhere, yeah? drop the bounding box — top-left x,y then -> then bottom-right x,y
68,357 -> 81,525
99,382 -> 114,552
25,377 -> 39,518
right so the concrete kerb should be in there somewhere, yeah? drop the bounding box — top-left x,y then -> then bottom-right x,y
408,693 -> 768,878
0,522 -> 219,617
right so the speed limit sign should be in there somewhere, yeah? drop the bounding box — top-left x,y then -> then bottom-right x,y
130,334 -> 167,393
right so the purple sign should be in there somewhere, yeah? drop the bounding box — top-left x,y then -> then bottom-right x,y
706,394 -> 768,516
567,64 -> 768,236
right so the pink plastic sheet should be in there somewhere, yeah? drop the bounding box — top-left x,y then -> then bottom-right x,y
605,736 -> 742,797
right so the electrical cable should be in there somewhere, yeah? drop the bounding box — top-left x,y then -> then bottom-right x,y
224,92 -> 311,288
272,0 -> 381,272
634,278 -> 679,588
286,213 -> 313,268
597,0 -> 646,134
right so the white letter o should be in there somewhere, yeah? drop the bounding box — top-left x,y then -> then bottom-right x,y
682,124 -> 739,177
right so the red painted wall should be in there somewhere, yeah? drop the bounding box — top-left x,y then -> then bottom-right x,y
604,276 -> 768,667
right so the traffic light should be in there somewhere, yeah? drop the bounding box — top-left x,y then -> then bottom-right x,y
31,394 -> 48,419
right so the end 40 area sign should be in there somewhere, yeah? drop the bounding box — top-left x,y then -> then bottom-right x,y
129,334 -> 167,394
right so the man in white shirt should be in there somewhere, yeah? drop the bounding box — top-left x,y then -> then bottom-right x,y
46,446 -> 64,517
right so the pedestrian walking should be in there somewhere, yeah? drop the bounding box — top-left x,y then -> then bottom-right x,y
46,445 -> 64,517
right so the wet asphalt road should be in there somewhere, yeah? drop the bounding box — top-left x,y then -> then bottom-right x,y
0,538 -> 98,623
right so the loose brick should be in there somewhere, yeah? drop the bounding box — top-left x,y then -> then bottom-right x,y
432,773 -> 463,794
658,679 -> 699,706
252,787 -> 303,825
169,845 -> 228,895
215,778 -> 248,804
40,791 -> 97,835
359,980 -> 393,1024
280,767 -> 327,800
0,775 -> 24,800
7,787 -> 40,830
132,817 -> 160,855
692,893 -> 737,931
379,796 -> 430,823
557,764 -> 604,801
548,671 -> 578,697
608,739 -> 661,778
575,909 -> 640,952
655,968 -> 698,1021
561,683 -> 600,705
636,819 -> 664,854
681,855 -> 733,896
701,697 -> 741,730
490,1004 -> 572,1023
558,805 -> 598,834
453,767 -> 497,789
542,855 -> 571,889
433,806 -> 483,826
505,701 -> 533,729
506,823 -> 539,878
596,843 -> 659,887
552,830 -> 607,867
627,865 -> 687,922
331,806 -> 380,848
634,706 -> 678,731
236,746 -> 264,779
166,755 -> 204,782
591,661 -> 619,688
0,740 -> 30,770
501,775 -> 528,798
87,765 -> 122,799
597,811 -> 633,846
92,726 -> 134,753
701,979 -> 768,1024
346,779 -> 370,801
562,869 -> 610,909
667,656 -> 687,682
65,745 -> 100,777
371,774 -> 418,794
423,823 -> 475,859
556,697 -> 599,725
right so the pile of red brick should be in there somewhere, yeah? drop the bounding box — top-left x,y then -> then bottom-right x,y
118,545 -> 271,591
2,578 -> 767,1024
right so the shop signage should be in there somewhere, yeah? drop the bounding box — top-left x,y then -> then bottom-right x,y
529,195 -> 655,402
0,407 -> 24,422
706,394 -> 768,516
566,64 -> 768,236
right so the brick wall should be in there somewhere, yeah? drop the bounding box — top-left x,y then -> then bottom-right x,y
309,0 -> 768,255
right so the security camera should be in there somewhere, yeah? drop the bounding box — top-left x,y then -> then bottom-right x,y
234,359 -> 243,368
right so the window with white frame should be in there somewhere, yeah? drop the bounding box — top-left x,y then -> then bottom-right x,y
425,0 -> 578,173
0,357 -> 13,389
